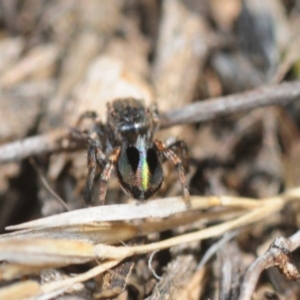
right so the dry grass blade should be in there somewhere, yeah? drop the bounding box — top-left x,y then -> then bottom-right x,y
1,188 -> 298,296
5,195 -> 262,230
0,260 -> 123,300
0,192 -> 298,298
0,222 -> 138,245
0,239 -> 95,265
0,194 -> 287,298
0,264 -> 48,281
6,186 -> 300,232
0,280 -> 40,300
94,200 -> 285,260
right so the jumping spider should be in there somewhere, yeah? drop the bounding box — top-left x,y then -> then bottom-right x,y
77,98 -> 190,206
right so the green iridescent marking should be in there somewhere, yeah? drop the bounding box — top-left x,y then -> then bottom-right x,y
136,136 -> 150,191
141,149 -> 149,191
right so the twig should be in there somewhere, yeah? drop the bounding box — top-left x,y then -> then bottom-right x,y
289,230 -> 300,250
29,158 -> 70,212
40,259 -> 122,295
197,230 -> 239,269
148,250 -> 162,280
219,241 -> 241,300
0,128 -> 69,163
161,80 -> 300,127
238,231 -> 300,300
1,81 -> 300,163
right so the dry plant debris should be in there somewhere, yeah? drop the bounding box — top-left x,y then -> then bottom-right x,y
1,1 -> 300,299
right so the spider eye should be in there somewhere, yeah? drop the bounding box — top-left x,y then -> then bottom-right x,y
110,111 -> 116,118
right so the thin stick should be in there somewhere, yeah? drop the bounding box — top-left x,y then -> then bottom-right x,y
40,259 -> 121,295
148,250 -> 162,280
0,128 -> 69,163
239,232 -> 300,300
161,80 -> 300,128
29,158 -> 70,212
1,81 -> 300,163
197,230 -> 239,269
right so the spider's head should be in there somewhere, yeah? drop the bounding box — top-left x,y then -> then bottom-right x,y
107,98 -> 153,144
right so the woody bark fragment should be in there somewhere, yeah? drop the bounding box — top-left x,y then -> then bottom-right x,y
152,0 -> 209,109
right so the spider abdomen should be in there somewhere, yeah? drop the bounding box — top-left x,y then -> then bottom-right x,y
117,145 -> 163,201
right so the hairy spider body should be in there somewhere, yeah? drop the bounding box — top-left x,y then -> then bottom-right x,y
117,135 -> 163,200
82,98 -> 190,206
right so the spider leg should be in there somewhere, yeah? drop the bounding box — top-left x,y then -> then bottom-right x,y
76,111 -> 99,126
68,127 -> 90,142
84,141 -> 106,204
72,111 -> 110,205
74,111 -> 105,142
99,147 -> 121,205
166,140 -> 189,172
154,140 -> 191,208
149,102 -> 160,131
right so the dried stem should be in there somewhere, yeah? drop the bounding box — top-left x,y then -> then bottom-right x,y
29,158 -> 70,212
0,128 -> 69,163
239,231 -> 300,300
162,80 -> 300,127
40,259 -> 122,295
1,81 -> 300,163
94,202 -> 284,260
